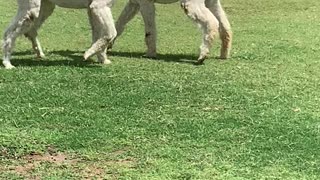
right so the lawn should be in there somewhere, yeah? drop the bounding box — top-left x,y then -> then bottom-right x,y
1,0 -> 320,179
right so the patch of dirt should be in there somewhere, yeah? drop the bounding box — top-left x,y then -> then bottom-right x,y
11,152 -> 78,176
1,146 -> 136,179
13,163 -> 36,175
24,152 -> 77,164
81,165 -> 105,179
1,148 -> 8,157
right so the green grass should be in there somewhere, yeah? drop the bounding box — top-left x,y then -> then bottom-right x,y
1,0 -> 320,179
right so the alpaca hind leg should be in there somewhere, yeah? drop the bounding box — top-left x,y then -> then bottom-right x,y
24,0 -> 55,59
206,0 -> 232,59
108,0 -> 140,50
25,32 -> 45,58
84,2 -> 116,64
97,49 -> 109,64
2,0 -> 41,69
116,1 -> 140,38
140,2 -> 157,58
181,1 -> 219,64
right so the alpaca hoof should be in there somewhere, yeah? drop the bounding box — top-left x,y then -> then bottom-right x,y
83,55 -> 88,61
219,54 -> 229,60
194,60 -> 204,66
83,54 -> 90,61
84,50 -> 94,61
5,65 -> 15,69
3,62 -> 15,69
102,59 -> 112,65
143,53 -> 157,59
196,55 -> 207,65
37,53 -> 45,59
220,49 -> 230,59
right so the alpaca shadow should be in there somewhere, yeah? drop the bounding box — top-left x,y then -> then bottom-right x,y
11,50 -> 212,67
109,51 -> 200,65
11,50 -> 95,68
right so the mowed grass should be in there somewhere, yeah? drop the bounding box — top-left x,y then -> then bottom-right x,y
1,0 -> 320,179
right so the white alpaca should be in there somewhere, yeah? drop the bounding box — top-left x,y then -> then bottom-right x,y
113,0 -> 232,64
2,0 -> 117,69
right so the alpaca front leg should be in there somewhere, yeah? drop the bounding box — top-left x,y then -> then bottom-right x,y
2,0 -> 41,69
2,29 -> 16,69
140,2 -> 157,58
181,0 -> 219,64
87,5 -> 110,64
90,25 -> 110,64
3,17 -> 32,69
206,0 -> 232,59
97,49 -> 111,64
84,2 -> 116,64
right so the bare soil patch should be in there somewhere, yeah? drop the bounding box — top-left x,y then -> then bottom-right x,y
0,146 -> 136,179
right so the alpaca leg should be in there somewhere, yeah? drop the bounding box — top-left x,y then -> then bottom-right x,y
84,1 -> 116,64
24,0 -> 55,59
108,0 -> 140,50
181,0 -> 219,64
25,32 -> 45,58
96,49 -> 110,64
88,7 -> 110,64
2,0 -> 41,69
206,0 -> 232,59
116,1 -> 140,38
140,2 -> 157,58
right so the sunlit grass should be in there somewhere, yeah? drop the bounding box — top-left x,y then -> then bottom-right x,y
0,0 -> 320,179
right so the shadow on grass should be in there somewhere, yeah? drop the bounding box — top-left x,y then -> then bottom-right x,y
11,50 -> 94,68
11,50 -> 219,67
109,51 -> 200,65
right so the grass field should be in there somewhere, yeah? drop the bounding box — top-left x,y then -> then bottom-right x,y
1,0 -> 320,179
